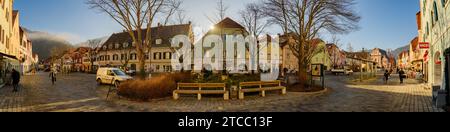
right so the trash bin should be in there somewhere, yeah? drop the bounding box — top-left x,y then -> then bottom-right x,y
230,86 -> 238,99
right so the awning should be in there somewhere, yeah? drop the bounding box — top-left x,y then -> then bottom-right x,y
0,52 -> 18,60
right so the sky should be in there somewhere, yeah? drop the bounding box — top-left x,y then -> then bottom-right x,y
14,0 -> 420,51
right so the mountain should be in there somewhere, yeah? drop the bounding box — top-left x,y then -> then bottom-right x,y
74,36 -> 109,48
25,28 -> 74,61
392,45 -> 409,59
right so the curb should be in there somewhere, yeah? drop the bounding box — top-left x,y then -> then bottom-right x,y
295,87 -> 329,95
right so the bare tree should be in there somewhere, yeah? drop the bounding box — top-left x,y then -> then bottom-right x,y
175,9 -> 190,25
328,35 -> 343,69
264,0 -> 360,82
263,0 -> 289,34
206,0 -> 229,24
347,42 -> 354,52
239,2 -> 271,37
161,0 -> 183,25
87,0 -> 170,78
119,47 -> 133,68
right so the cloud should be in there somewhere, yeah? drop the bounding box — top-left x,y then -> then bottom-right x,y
27,30 -> 82,44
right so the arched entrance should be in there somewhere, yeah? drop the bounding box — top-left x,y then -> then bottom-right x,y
434,51 -> 442,85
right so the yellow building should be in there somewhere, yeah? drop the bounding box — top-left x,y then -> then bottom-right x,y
0,0 -> 20,86
310,39 -> 331,70
280,34 -> 331,72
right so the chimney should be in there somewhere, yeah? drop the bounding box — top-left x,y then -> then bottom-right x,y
158,23 -> 161,27
188,21 -> 192,25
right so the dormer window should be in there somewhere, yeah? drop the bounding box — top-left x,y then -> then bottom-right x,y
115,43 -> 120,49
156,39 -> 162,45
124,42 -> 129,48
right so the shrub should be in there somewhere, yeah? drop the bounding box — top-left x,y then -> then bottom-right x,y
117,73 -> 191,101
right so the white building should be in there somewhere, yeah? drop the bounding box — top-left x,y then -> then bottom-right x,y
419,0 -> 450,107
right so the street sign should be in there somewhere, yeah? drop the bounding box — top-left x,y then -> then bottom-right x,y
419,42 -> 430,49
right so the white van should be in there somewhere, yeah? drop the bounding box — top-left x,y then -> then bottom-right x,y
96,68 -> 133,86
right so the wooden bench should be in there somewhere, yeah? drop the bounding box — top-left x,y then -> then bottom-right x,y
239,80 -> 286,99
173,83 -> 229,100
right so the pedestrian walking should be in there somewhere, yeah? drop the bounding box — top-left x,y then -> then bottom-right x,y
11,69 -> 21,92
399,69 -> 406,84
384,70 -> 390,84
49,69 -> 57,85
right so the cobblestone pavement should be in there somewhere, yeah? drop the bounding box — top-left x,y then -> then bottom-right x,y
0,72 -> 444,112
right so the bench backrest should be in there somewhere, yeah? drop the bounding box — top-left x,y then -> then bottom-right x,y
261,81 -> 281,87
239,80 -> 281,89
178,83 -> 226,90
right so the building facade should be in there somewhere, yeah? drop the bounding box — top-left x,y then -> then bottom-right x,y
96,23 -> 194,73
326,44 -> 346,69
419,0 -> 450,107
370,48 -> 389,69
0,0 -> 34,86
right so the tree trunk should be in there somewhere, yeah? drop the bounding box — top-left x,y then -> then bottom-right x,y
138,57 -> 146,78
297,62 -> 308,85
136,48 -> 146,79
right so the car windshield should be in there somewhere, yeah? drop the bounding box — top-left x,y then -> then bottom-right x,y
112,70 -> 127,76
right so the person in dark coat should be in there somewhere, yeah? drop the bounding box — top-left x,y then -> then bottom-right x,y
384,70 -> 390,84
11,69 -> 21,92
49,69 -> 57,85
399,69 -> 406,84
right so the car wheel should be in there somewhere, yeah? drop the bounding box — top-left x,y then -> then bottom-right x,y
97,79 -> 102,85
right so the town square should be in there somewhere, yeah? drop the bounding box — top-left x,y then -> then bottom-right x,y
0,0 -> 448,112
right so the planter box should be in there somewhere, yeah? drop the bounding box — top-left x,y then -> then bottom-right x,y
432,85 -> 447,108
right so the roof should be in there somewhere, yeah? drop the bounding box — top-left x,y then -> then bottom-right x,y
411,37 -> 419,50
346,51 -> 370,60
279,33 -> 324,48
372,48 -> 387,56
101,24 -> 191,50
214,17 -> 245,29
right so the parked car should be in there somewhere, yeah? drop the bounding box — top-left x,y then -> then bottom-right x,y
331,69 -> 345,75
345,69 -> 354,75
126,70 -> 136,76
96,68 -> 133,87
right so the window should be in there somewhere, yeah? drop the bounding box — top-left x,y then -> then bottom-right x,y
0,26 -> 2,44
153,53 -> 158,60
433,1 -> 439,22
115,43 -> 120,49
163,52 -> 167,59
130,53 -> 137,60
145,54 -> 150,60
158,52 -> 162,60
156,39 -> 162,45
113,54 -> 119,60
124,42 -> 129,48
